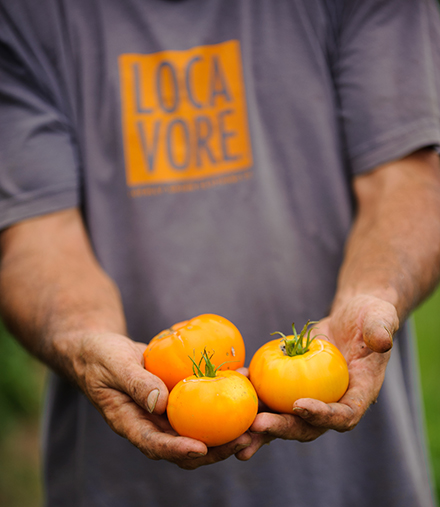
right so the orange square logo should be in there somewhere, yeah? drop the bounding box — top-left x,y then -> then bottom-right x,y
119,40 -> 253,188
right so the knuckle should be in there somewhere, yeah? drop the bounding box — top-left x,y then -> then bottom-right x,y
139,445 -> 161,461
298,427 -> 325,442
82,363 -> 104,392
177,461 -> 200,470
202,443 -> 238,464
125,372 -> 143,398
298,434 -> 318,443
279,414 -> 296,436
137,439 -> 162,461
130,428 -> 163,461
236,452 -> 251,462
339,417 -> 358,433
210,449 -> 232,463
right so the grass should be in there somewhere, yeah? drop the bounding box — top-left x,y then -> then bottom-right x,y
414,287 -> 440,504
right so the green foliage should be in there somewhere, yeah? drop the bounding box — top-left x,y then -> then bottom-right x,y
414,286 -> 440,504
0,321 -> 45,437
0,322 -> 45,507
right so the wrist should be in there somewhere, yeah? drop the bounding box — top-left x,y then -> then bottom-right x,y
331,284 -> 402,320
49,327 -> 127,389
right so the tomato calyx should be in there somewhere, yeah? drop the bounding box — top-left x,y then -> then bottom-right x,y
272,320 -> 325,357
189,348 -> 238,378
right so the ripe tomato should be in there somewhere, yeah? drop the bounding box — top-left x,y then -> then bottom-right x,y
167,351 -> 258,447
143,314 -> 245,391
249,321 -> 349,413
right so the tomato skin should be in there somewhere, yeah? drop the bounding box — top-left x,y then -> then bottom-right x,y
249,338 -> 349,413
167,371 -> 258,447
143,314 -> 245,391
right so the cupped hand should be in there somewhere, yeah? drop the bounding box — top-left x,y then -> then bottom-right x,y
236,295 -> 399,461
73,332 -> 251,469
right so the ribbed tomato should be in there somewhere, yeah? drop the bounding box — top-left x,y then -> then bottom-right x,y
167,351 -> 258,446
249,321 -> 349,413
143,314 -> 245,391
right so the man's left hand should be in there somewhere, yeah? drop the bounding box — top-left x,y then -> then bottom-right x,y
236,294 -> 398,460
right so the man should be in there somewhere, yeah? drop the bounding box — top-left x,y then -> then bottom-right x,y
1,0 -> 440,505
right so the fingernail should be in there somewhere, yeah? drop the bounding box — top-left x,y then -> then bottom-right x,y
146,389 -> 159,413
383,325 -> 394,345
187,451 -> 206,458
234,443 -> 251,453
292,407 -> 309,417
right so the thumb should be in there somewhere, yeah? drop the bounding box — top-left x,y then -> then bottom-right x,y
128,341 -> 169,414
120,367 -> 169,415
362,301 -> 399,353
110,357 -> 169,415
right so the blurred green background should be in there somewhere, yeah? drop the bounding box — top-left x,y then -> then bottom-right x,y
0,288 -> 439,507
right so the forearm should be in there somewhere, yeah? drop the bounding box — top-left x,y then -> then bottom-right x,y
248,151 -> 440,443
332,148 -> 440,322
0,208 -> 254,467
0,208 -> 127,382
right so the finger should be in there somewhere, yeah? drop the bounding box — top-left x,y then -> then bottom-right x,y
98,389 -> 209,462
134,341 -> 148,355
193,433 -> 252,465
112,366 -> 169,415
249,412 -> 326,442
80,334 -> 169,415
235,432 -> 274,461
96,355 -> 169,415
176,432 -> 253,470
292,377 -> 375,432
137,424 -> 208,463
236,366 -> 249,377
362,301 -> 399,353
292,399 -> 359,432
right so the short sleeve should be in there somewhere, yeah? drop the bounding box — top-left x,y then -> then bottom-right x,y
0,8 -> 79,230
333,0 -> 440,175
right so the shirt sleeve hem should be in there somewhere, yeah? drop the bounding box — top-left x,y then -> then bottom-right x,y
0,185 -> 79,230
350,118 -> 440,175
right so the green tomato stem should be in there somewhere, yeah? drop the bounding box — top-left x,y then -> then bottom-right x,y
188,348 -> 237,378
272,320 -> 324,357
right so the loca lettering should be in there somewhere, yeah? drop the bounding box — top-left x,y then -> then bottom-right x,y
119,40 -> 252,188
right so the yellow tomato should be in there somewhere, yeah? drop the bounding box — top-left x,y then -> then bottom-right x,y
167,369 -> 258,447
144,314 -> 245,391
249,322 -> 349,413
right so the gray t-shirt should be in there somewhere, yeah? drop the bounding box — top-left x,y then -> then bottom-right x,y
1,0 -> 440,506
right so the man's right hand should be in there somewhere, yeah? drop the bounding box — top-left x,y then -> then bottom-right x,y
70,331 -> 252,469
0,208 -> 251,470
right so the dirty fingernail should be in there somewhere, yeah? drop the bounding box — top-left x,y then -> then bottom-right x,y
292,407 -> 309,417
383,325 -> 394,345
146,389 -> 159,413
234,443 -> 251,453
187,451 -> 206,458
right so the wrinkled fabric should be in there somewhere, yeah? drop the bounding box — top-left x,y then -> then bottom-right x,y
1,1 -> 439,505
